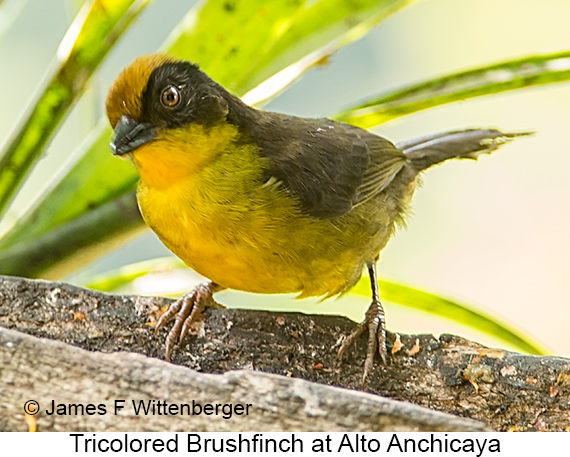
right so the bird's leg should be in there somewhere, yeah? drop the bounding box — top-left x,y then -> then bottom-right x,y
154,281 -> 225,361
338,260 -> 387,388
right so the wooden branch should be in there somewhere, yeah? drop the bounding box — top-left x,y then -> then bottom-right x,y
1,275 -> 568,432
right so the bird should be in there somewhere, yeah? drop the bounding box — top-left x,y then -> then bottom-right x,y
105,54 -> 528,387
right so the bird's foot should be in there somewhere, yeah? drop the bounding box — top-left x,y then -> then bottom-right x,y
154,281 -> 224,361
337,298 -> 387,388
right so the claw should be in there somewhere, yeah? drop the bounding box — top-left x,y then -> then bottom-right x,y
154,281 -> 224,361
337,261 -> 387,388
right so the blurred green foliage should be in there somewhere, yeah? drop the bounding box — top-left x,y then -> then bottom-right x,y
1,0 -> 569,354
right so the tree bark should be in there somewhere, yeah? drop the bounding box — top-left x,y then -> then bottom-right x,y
1,275 -> 568,432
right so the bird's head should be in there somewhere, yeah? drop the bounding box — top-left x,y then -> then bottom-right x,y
105,54 -> 236,188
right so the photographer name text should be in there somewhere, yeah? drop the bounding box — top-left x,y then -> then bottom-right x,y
42,399 -> 251,420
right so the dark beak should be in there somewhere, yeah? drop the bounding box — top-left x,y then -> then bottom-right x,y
110,115 -> 156,156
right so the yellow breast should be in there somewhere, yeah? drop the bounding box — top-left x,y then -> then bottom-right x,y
132,123 -> 381,297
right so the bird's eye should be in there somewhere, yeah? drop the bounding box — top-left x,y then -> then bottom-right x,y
160,85 -> 180,107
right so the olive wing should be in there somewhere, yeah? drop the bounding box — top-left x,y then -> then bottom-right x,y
255,115 -> 408,219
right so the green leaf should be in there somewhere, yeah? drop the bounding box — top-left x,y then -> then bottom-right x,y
0,192 -> 143,279
197,0 -> 418,95
349,276 -> 547,356
0,122 -> 138,249
167,0 -> 306,86
80,256 -> 184,292
0,0 -> 413,277
0,0 -> 151,219
335,50 -> 570,128
242,0 -> 417,106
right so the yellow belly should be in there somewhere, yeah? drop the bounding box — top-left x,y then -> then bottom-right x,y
137,177 -> 371,297
132,126 -> 394,298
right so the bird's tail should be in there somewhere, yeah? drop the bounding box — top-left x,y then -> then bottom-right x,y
397,129 -> 533,172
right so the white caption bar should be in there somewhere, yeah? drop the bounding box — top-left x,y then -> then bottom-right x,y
1,432 -> 567,456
